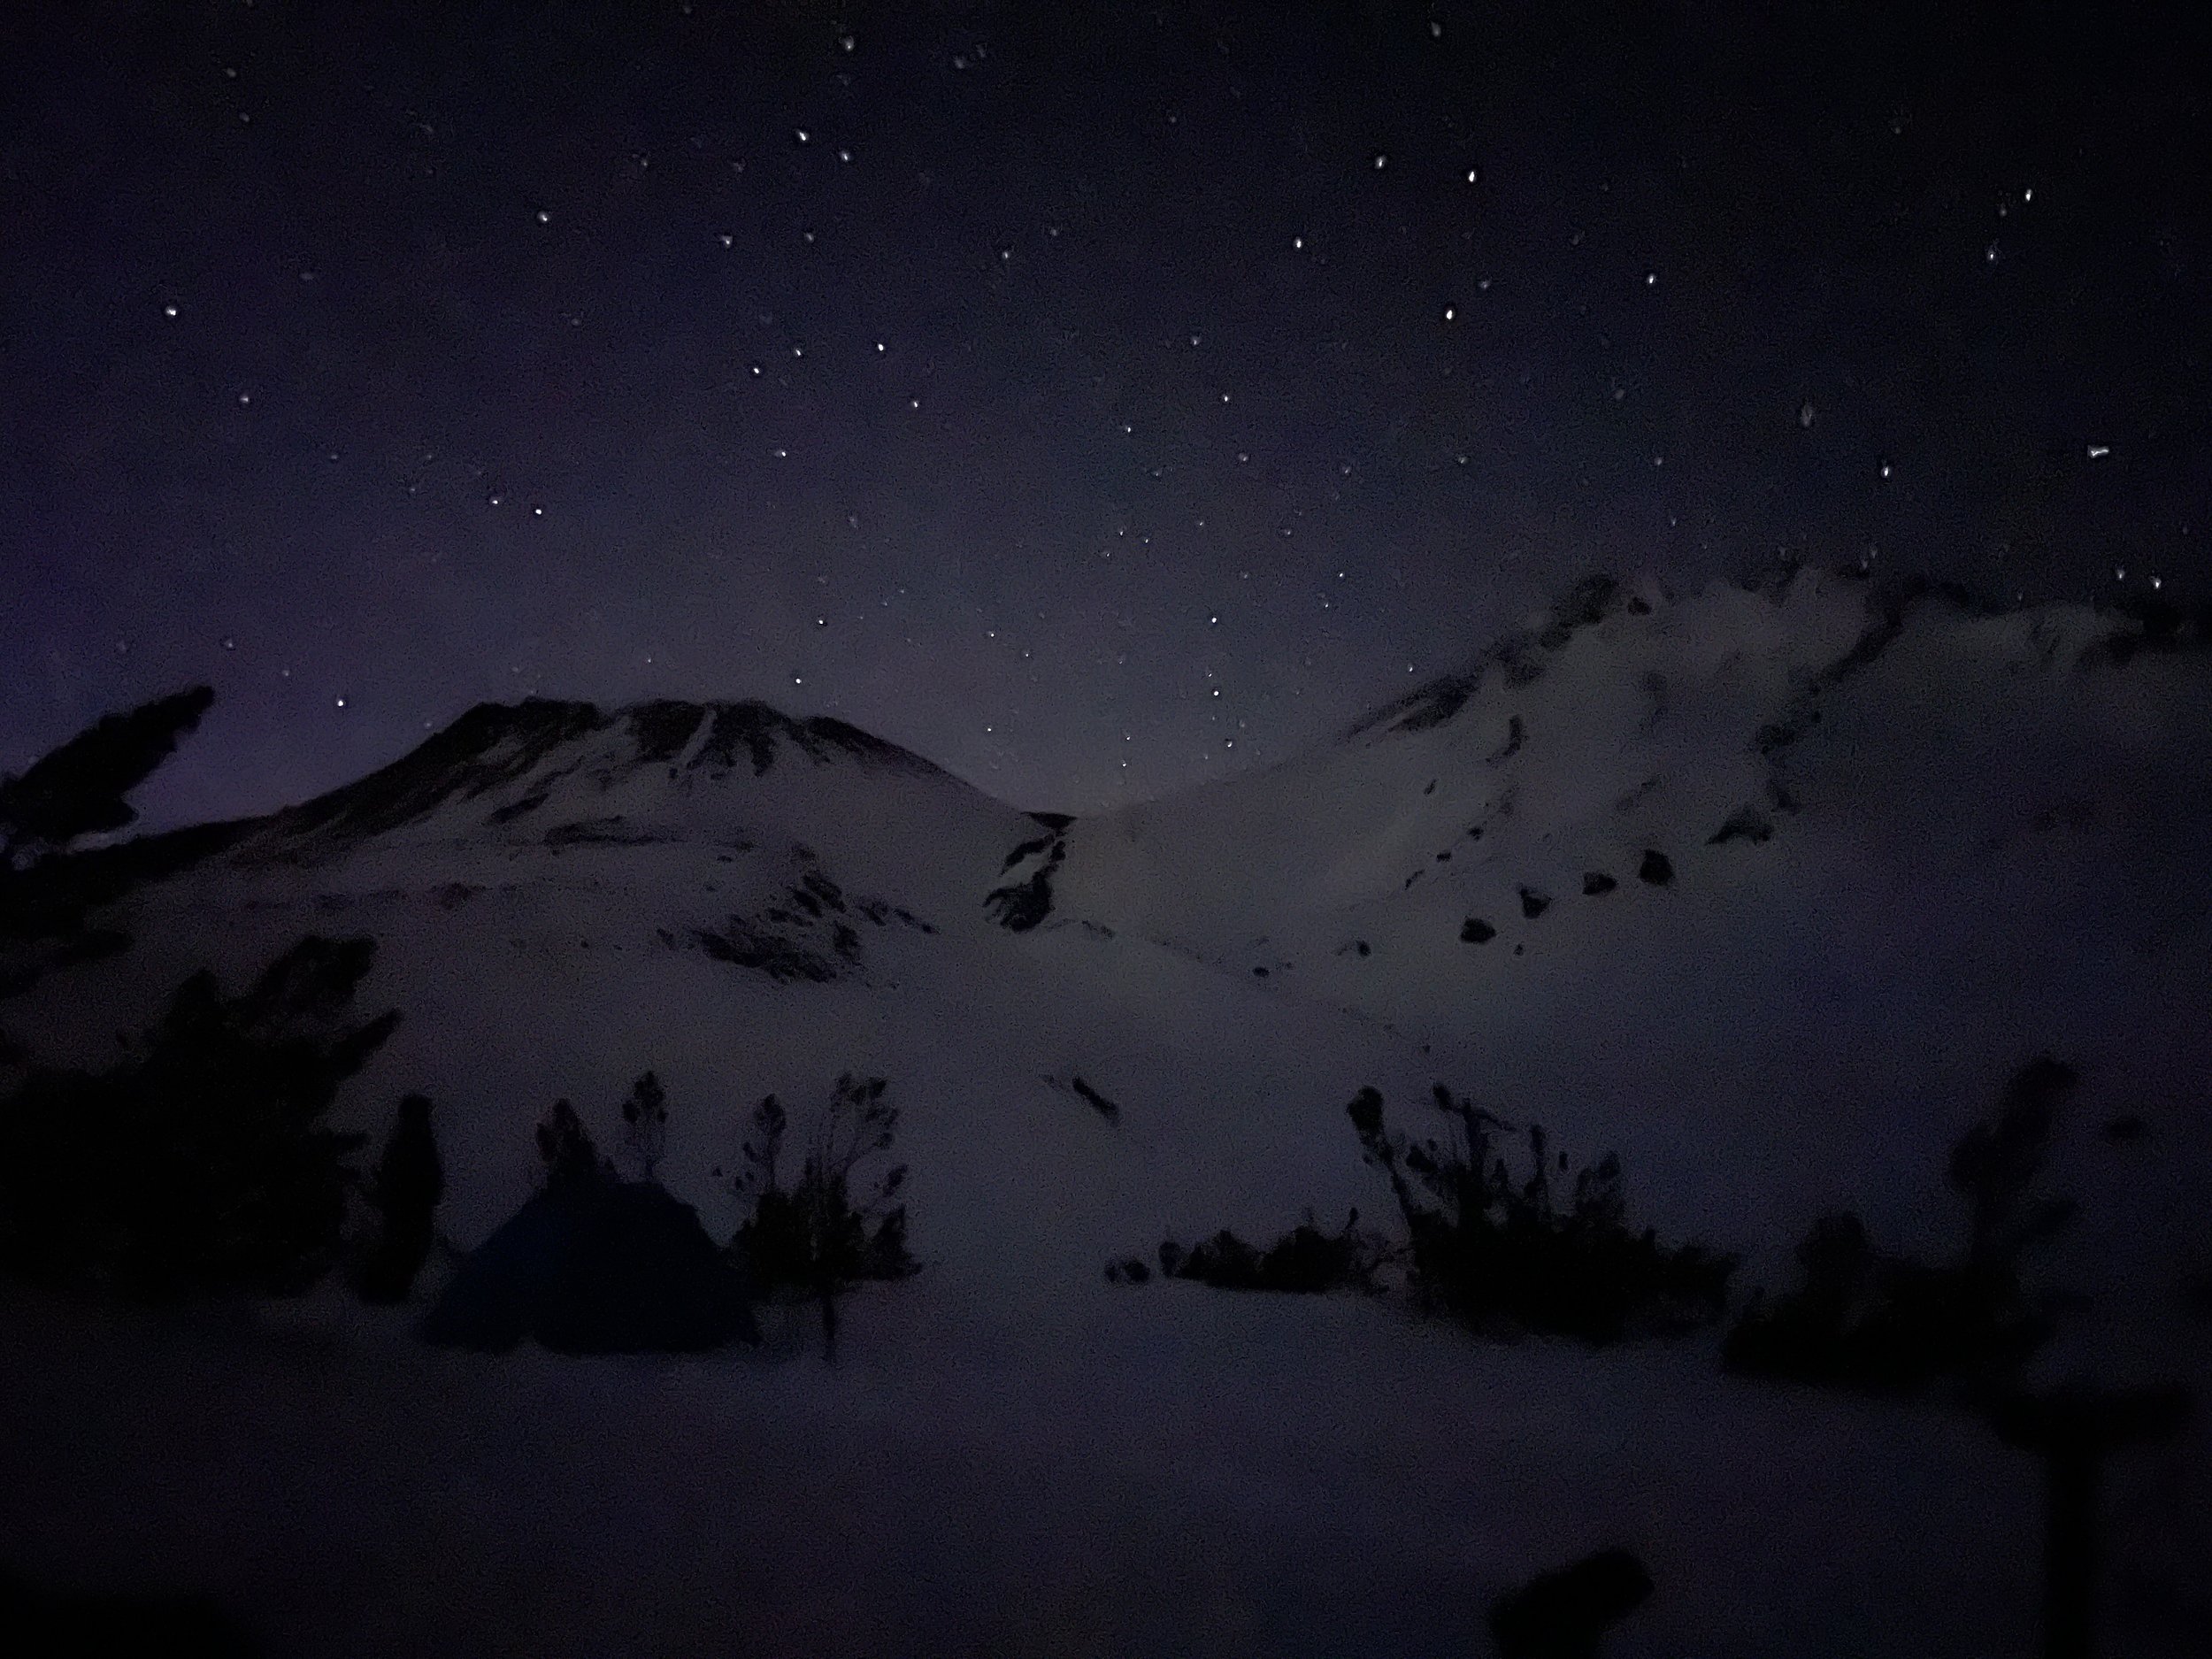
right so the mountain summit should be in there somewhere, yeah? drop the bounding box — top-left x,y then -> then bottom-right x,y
6,571 -> 2210,1327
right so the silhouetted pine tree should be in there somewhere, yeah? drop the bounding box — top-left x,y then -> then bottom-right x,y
730,1073 -> 917,1360
0,686 -> 214,866
535,1098 -> 605,1190
619,1070 -> 668,1180
355,1093 -> 444,1304
0,935 -> 396,1298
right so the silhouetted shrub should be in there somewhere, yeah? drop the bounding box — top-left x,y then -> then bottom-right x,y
1152,1210 -> 1379,1294
730,1073 -> 918,1359
0,936 -> 396,1300
1348,1084 -> 1735,1344
354,1093 -> 444,1305
1724,1056 -> 2078,1393
1103,1256 -> 1151,1284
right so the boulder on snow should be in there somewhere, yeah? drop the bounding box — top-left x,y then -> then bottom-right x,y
420,1173 -> 757,1355
1706,805 -> 1774,846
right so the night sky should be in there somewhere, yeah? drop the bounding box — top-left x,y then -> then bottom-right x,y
3,0 -> 2206,826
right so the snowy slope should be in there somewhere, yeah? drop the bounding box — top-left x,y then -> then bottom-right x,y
6,572 -> 2212,1657
7,572 -> 2212,1344
1,691 -> 1434,1318
1032,569 -> 2212,1345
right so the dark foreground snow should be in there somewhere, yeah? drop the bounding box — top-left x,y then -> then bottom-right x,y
3,1277 -> 2206,1658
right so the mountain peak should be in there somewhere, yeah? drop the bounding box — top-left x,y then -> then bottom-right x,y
1342,572 -> 1664,742
243,695 -> 950,859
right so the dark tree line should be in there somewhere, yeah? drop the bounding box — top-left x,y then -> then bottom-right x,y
0,936 -> 398,1299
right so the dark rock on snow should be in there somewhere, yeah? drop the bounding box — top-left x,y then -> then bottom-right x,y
1070,1076 -> 1120,1124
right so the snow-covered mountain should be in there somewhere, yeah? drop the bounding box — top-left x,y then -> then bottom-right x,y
9,568 -> 2212,1345
9,567 -> 2212,1659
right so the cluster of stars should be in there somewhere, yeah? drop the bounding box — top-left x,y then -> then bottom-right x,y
1,3 -> 2199,818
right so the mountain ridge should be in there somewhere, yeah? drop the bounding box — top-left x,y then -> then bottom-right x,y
3,565 -> 2208,1345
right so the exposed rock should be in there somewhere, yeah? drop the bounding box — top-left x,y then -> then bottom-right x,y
1070,1076 -> 1120,1124
986,835 -> 1065,932
1583,871 -> 1617,895
1638,849 -> 1675,886
1519,886 -> 1552,919
626,700 -> 707,764
690,703 -> 788,777
1461,918 -> 1496,944
1001,835 -> 1053,871
486,791 -> 551,826
1707,807 -> 1774,846
544,817 -> 667,848
1347,672 -> 1481,737
695,921 -> 842,984
273,699 -> 606,846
